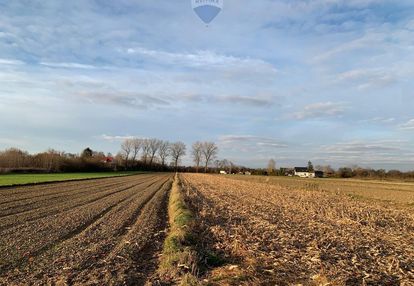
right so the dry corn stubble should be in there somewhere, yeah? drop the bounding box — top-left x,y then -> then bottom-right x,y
182,174 -> 414,286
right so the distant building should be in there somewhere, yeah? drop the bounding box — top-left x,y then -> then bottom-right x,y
294,167 -> 315,178
102,157 -> 114,164
220,170 -> 227,175
244,171 -> 252,176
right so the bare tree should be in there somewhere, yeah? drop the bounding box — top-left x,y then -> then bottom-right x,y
0,148 -> 30,169
214,159 -> 220,172
121,139 -> 133,168
158,141 -> 170,167
131,138 -> 142,166
148,139 -> 161,165
170,142 -> 186,171
43,149 -> 60,172
267,159 -> 276,175
191,141 -> 203,173
229,160 -> 234,174
141,139 -> 151,163
219,159 -> 234,174
201,142 -> 218,173
220,159 -> 228,170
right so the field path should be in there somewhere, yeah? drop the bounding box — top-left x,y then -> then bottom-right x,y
0,173 -> 172,285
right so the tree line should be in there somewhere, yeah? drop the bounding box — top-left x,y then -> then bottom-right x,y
1,143 -> 413,180
119,138 -> 187,171
0,148 -> 115,173
118,138 -> 223,173
263,159 -> 414,180
0,139 -> 231,174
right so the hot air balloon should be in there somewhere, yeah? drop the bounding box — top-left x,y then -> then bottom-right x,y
192,0 -> 223,24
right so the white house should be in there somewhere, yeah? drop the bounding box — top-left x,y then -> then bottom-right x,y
294,167 -> 315,178
220,170 -> 227,175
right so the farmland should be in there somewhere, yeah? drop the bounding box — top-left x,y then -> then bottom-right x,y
181,174 -> 414,285
1,173 -> 414,285
231,175 -> 414,207
0,172 -> 140,187
0,173 -> 172,285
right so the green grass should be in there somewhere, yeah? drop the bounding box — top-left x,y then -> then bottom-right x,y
158,174 -> 199,286
0,172 -> 141,187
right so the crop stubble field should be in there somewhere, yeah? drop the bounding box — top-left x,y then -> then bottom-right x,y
0,173 -> 173,285
181,174 -> 414,285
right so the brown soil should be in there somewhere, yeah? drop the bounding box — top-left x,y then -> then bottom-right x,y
0,174 -> 173,285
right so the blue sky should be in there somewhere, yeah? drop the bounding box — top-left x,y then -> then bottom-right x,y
0,0 -> 414,170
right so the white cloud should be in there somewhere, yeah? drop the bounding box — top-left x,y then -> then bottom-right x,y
323,140 -> 403,154
293,102 -> 346,120
336,68 -> 396,90
400,119 -> 414,130
101,134 -> 137,142
77,91 -> 170,109
0,58 -> 25,65
126,47 -> 278,73
360,117 -> 396,124
40,62 -> 97,69
218,95 -> 274,107
312,33 -> 381,63
316,140 -> 414,167
219,135 -> 288,148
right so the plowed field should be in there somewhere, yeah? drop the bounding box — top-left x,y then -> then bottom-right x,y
0,173 -> 173,285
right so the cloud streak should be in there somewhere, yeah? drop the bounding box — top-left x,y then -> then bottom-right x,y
0,58 -> 25,65
101,134 -> 138,142
293,102 -> 346,120
400,119 -> 414,130
126,47 -> 277,72
219,135 -> 288,148
77,91 -> 170,109
40,62 -> 98,70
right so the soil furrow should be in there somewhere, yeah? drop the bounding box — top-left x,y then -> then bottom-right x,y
0,180 -> 121,212
0,175 -> 158,227
0,174 -> 172,285
0,176 -> 163,272
71,177 -> 171,285
0,175 -> 157,208
0,187 -> 146,233
0,176 -> 131,204
0,189 -> 130,275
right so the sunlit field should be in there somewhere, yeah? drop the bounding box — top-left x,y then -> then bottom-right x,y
230,175 -> 414,207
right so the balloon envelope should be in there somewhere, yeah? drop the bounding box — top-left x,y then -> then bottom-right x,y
192,0 -> 223,24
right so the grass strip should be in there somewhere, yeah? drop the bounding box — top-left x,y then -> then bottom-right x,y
158,174 -> 199,286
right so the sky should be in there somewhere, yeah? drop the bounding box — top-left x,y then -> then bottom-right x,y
0,0 -> 414,170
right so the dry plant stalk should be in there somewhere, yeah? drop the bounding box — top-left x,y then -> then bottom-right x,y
182,174 -> 414,286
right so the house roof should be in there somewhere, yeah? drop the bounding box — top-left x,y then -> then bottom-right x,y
294,167 -> 309,172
